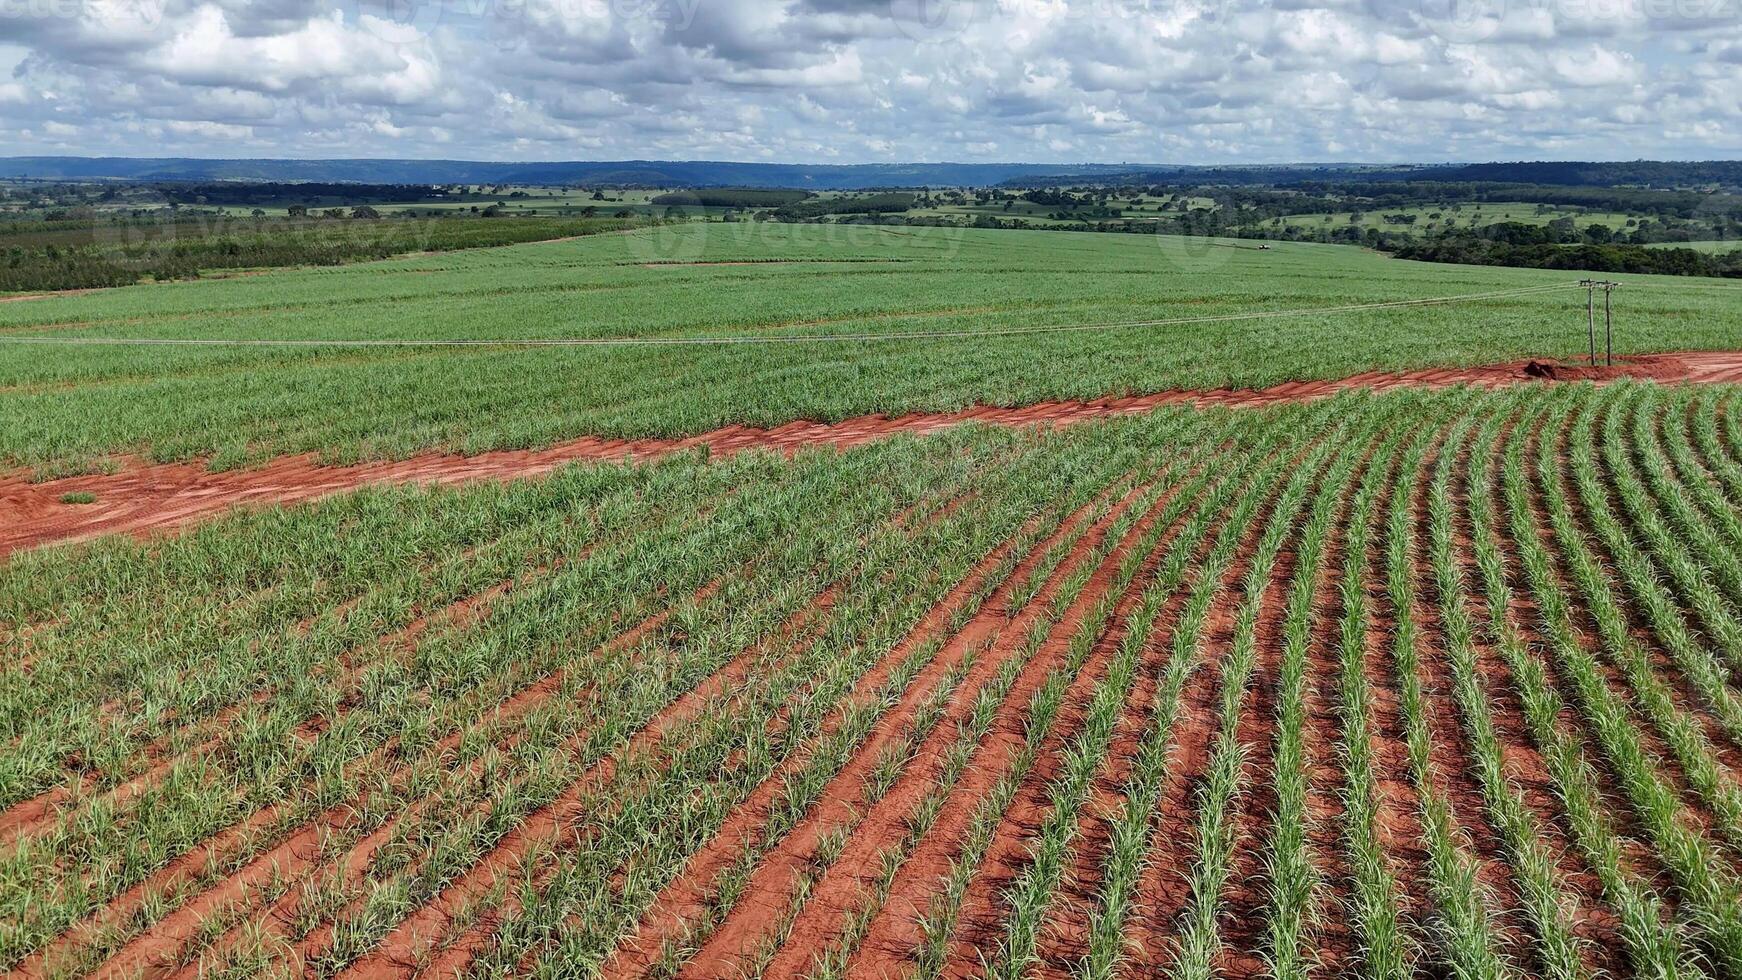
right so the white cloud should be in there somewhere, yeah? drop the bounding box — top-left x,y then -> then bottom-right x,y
162,117 -> 252,138
0,0 -> 1733,162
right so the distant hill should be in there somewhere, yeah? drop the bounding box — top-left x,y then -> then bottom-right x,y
0,157 -> 1155,189
1008,160 -> 1742,190
5,156 -> 1735,191
1414,160 -> 1742,188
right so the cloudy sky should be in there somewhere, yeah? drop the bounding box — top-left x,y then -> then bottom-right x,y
0,0 -> 1736,163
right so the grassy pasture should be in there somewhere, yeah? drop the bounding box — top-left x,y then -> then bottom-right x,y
1273,202 -> 1639,235
131,188 -> 674,220
0,223 -> 1738,475
1645,239 -> 1741,254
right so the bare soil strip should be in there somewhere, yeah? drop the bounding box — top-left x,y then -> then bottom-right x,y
1288,465 -> 1367,972
1503,418 -> 1680,909
1355,448 -> 1436,948
38,588 -> 708,980
5,352 -> 1739,559
1402,437 -> 1535,964
330,490 -> 1045,979
668,482 -> 1169,978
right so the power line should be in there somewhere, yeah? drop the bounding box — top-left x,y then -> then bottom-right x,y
1625,279 -> 1742,293
0,282 -> 1584,350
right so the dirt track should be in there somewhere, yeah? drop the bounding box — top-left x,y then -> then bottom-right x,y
3,351 -> 1739,558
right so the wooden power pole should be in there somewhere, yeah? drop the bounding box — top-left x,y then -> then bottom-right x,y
1579,279 -> 1620,366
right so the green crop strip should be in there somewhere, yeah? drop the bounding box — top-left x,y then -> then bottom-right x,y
1524,392 -> 1742,970
570,412 -> 1216,979
1381,399 -> 1515,980
1332,411 -> 1422,980
913,402 -> 1341,980
989,418 -> 1322,980
0,223 -> 1737,476
1472,393 -> 1694,978
1428,404 -> 1591,980
8,382 -> 1742,976
1158,406 -> 1369,980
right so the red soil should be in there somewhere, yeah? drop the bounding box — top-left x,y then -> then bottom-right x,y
846,477 -> 1205,979
1200,460 -> 1323,977
1447,431 -> 1624,975
1544,408 -> 1742,861
746,476 -> 1186,980
0,565 -> 530,854
21,373 -> 1742,979
1354,454 -> 1434,937
1114,463 -> 1288,975
598,486 -> 1127,979
19,585 -> 708,980
330,487 -> 974,979
1506,418 -> 1679,898
5,352 -> 1740,560
1286,449 -> 1368,971
1400,439 -> 1534,958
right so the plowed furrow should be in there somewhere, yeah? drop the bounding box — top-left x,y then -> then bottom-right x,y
1255,414 -> 1386,979
1582,397 -> 1742,776
224,596 -> 845,979
680,478 -> 1178,979
1200,485 -> 1308,976
1356,482 -> 1432,953
839,431 -> 1269,980
1545,406 -> 1742,859
5,481 -> 743,869
312,598 -> 831,978
32,587 -> 710,980
596,477 -> 1145,978
966,439 -> 1282,980
1502,417 -> 1672,893
1107,435 -> 1319,975
966,533 -> 1238,978
1291,476 -> 1362,972
1482,401 -> 1705,974
179,583 -> 824,980
327,479 -> 1068,978
800,469 -> 1213,980
1392,417 -> 1529,973
422,453 -> 1153,979
0,561 -> 541,855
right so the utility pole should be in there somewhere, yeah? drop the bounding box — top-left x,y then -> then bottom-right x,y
1579,279 -> 1620,366
1603,280 -> 1617,366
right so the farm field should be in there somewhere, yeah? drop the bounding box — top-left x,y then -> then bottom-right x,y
1295,203 -> 1640,233
8,380 -> 1742,978
3,223 -> 1741,477
1645,240 -> 1741,255
190,189 -> 674,219
909,194 -> 1212,226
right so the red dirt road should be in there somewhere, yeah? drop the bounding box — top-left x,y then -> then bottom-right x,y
3,351 -> 1738,559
